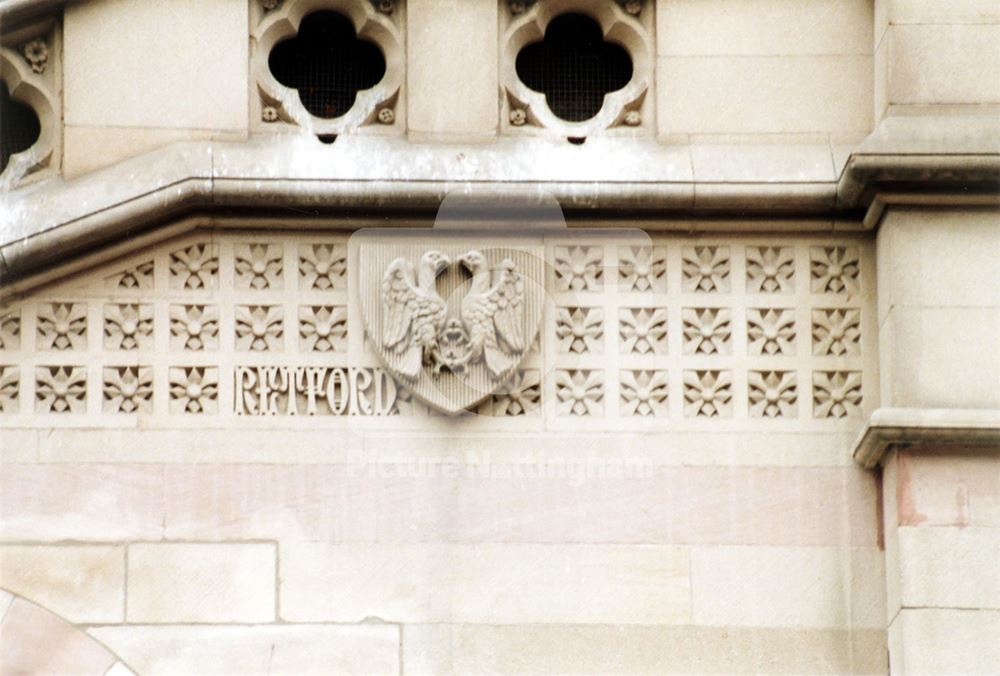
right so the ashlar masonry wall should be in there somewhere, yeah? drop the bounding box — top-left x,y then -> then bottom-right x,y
1,226 -> 887,674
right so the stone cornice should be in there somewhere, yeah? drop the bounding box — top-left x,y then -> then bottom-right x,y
1,109 -> 998,285
851,408 -> 1000,469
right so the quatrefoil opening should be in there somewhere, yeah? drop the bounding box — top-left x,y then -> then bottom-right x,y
515,13 -> 632,123
1,79 -> 40,174
268,10 -> 386,119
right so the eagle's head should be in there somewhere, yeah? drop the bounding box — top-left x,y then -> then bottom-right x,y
457,250 -> 488,273
421,250 -> 450,274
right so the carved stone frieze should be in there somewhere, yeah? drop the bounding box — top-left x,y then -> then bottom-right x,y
0,231 -> 873,425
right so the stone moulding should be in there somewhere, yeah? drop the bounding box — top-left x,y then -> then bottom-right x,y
501,0 -> 653,138
252,0 -> 404,136
851,407 -> 1000,469
0,28 -> 60,190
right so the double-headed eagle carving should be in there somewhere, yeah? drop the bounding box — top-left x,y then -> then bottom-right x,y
381,249 -> 526,381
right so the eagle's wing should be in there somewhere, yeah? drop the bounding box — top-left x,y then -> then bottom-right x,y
381,258 -> 423,378
486,258 -> 525,353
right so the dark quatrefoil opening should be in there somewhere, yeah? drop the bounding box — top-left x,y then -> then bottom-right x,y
1,80 -> 41,174
268,10 -> 386,119
515,13 -> 633,123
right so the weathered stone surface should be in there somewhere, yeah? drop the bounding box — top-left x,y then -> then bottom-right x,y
162,463 -> 877,547
895,449 -> 1000,528
281,543 -> 689,624
898,526 -> 1000,610
127,543 -> 276,623
0,597 -> 117,676
691,545 -> 886,629
403,623 -> 888,675
890,608 -> 1000,674
0,545 -> 124,623
0,464 -> 164,541
89,624 -> 399,675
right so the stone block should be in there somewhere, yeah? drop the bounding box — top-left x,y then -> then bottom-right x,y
163,463 -> 877,547
898,526 -> 1000,609
889,24 -> 1000,104
691,545 -> 885,628
657,55 -> 872,135
890,608 -> 1000,674
880,306 -> 1000,409
887,0 -> 1000,25
407,0 -> 497,139
896,449 -> 1000,527
657,0 -> 871,56
281,543 -> 690,624
64,126 -> 246,179
64,0 -> 248,130
1,598 -> 117,676
0,464 -> 164,542
689,138 -> 836,182
0,545 -> 124,623
877,208 -> 1000,323
89,624 -> 399,675
127,543 -> 275,623
403,623 -> 888,675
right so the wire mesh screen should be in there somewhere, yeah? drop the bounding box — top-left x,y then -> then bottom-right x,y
516,13 -> 633,123
269,11 -> 386,119
1,80 -> 41,174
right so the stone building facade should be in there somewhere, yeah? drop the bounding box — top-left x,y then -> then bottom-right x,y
0,0 -> 997,674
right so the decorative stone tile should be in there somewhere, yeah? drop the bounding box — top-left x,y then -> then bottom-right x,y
619,307 -> 667,355
812,308 -> 861,356
105,260 -> 153,290
235,305 -> 283,351
555,306 -> 603,354
103,304 -> 153,351
810,245 -> 860,294
682,246 -> 730,293
36,303 -> 87,350
554,246 -> 603,292
102,366 -> 153,414
169,243 -> 219,290
0,366 -> 19,413
682,307 -> 732,355
746,246 -> 794,293
35,366 -> 87,413
812,370 -> 862,418
299,305 -> 347,352
299,244 -> 347,290
168,366 -> 219,414
748,370 -> 798,418
0,311 -> 21,350
683,370 -> 732,418
234,243 -> 283,290
555,369 -> 604,416
747,308 -> 796,356
169,304 -> 219,351
618,246 -> 667,292
489,369 -> 541,416
620,370 -> 668,417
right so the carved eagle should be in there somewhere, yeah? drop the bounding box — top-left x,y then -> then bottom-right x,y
381,250 -> 450,380
457,250 -> 526,380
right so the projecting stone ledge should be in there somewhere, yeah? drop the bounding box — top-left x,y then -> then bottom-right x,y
851,407 -> 1000,469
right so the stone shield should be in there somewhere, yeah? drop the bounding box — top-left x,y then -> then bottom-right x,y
353,232 -> 545,414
